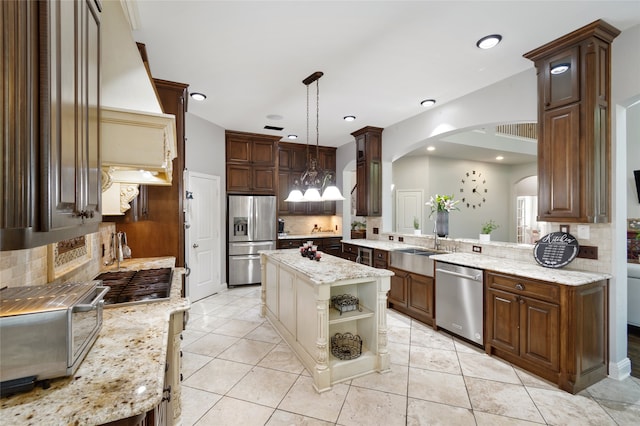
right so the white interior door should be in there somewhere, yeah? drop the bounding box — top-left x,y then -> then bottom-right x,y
185,171 -> 224,301
396,189 -> 423,233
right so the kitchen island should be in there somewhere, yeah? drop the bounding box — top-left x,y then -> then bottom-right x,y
0,257 -> 189,425
261,249 -> 393,392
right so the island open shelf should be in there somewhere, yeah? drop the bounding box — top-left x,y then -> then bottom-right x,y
261,249 -> 393,392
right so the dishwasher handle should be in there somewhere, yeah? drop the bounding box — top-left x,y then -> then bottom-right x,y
435,268 -> 482,281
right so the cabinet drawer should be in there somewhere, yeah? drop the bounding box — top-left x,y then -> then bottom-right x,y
487,272 -> 559,303
342,243 -> 358,254
277,239 -> 304,249
373,249 -> 388,262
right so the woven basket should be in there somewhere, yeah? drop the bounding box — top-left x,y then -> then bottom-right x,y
330,332 -> 362,360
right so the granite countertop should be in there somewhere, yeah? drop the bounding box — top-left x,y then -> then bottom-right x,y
0,257 -> 190,425
340,238 -> 425,251
278,232 -> 340,240
431,252 -> 611,286
262,249 -> 393,284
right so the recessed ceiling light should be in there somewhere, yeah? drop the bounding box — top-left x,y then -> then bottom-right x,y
550,63 -> 570,74
427,146 -> 436,151
476,34 -> 502,49
190,92 -> 206,101
420,99 -> 436,107
343,115 -> 356,122
287,134 -> 298,140
496,155 -> 504,161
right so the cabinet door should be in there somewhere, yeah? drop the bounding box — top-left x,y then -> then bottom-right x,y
388,268 -> 408,307
321,238 -> 342,257
355,161 -> 368,216
226,164 -> 252,193
542,46 -> 580,110
44,0 -> 101,230
538,103 -> 581,221
277,171 -> 291,214
252,167 -> 275,194
226,136 -> 251,163
252,138 -> 276,165
487,288 -> 520,355
408,273 -> 434,320
81,0 -> 101,224
520,297 -> 560,371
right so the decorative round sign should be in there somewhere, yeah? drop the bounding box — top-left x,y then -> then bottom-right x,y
533,232 -> 579,268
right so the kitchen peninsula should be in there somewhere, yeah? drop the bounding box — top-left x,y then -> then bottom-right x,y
0,258 -> 189,425
260,249 -> 393,392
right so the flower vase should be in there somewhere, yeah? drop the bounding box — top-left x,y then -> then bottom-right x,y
436,211 -> 449,237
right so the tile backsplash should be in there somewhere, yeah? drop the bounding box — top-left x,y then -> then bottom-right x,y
0,223 -> 116,288
280,215 -> 341,235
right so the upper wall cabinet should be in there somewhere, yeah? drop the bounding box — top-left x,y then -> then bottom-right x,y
352,126 -> 383,217
524,20 -> 620,223
226,131 -> 280,195
1,0 -> 102,251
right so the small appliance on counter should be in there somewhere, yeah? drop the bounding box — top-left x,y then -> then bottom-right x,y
0,282 -> 109,396
278,218 -> 285,235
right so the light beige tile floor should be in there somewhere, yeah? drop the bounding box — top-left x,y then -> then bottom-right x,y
180,285 -> 640,425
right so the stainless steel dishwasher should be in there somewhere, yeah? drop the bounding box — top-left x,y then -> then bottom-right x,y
435,261 -> 484,345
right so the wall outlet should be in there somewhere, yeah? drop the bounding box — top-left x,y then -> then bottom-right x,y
373,227 -> 379,234
472,245 -> 482,253
577,245 -> 598,259
398,236 -> 404,242
388,235 -> 394,241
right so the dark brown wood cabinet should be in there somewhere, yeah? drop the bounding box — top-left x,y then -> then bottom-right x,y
388,266 -> 434,326
373,249 -> 388,269
276,236 -> 341,257
485,271 -> 608,394
341,243 -> 359,262
1,0 -> 102,250
277,142 -> 337,215
524,20 -> 620,223
226,131 -> 280,194
351,126 -> 383,217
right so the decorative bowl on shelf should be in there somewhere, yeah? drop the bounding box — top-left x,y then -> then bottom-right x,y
331,332 -> 362,360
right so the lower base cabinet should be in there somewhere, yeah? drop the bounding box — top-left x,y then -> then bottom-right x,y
388,267 -> 434,326
485,271 -> 608,394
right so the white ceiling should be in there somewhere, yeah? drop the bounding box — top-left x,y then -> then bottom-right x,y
129,1 -> 640,150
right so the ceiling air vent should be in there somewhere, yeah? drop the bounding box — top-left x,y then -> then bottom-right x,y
264,125 -> 284,131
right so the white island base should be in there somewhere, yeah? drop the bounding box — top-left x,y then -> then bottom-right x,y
261,250 -> 393,392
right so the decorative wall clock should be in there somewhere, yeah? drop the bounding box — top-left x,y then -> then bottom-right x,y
459,170 -> 487,209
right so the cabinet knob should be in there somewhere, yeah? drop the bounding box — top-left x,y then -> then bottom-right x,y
515,283 -> 525,291
193,243 -> 199,248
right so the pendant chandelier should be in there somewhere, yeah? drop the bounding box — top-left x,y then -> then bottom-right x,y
285,72 -> 345,202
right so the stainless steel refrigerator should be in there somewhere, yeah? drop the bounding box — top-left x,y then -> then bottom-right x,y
227,195 -> 276,286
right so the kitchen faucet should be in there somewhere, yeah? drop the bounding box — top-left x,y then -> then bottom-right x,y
433,225 -> 441,251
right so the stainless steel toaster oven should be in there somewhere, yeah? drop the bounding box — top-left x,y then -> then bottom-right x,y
0,281 -> 109,395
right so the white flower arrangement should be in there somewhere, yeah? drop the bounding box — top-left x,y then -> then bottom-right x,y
426,194 -> 460,217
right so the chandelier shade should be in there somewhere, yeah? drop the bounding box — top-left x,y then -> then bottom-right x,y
284,72 -> 345,202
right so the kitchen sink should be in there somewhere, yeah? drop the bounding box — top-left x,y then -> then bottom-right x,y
389,248 -> 439,276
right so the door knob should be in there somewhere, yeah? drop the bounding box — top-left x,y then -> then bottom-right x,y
192,243 -> 199,248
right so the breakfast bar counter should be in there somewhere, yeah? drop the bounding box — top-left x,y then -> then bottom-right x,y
0,260 -> 189,425
260,249 -> 393,392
